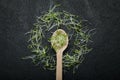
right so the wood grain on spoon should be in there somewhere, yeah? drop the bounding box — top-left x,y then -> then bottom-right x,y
51,29 -> 68,80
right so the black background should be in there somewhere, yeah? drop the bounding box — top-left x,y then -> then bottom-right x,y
0,0 -> 120,80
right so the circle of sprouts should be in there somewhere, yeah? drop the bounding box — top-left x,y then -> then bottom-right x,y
24,5 -> 92,72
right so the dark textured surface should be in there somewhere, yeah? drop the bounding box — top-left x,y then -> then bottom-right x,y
0,0 -> 120,80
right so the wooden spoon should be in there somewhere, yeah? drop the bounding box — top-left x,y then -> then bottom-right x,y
51,29 -> 68,80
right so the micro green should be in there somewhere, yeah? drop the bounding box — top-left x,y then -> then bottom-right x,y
24,5 -> 93,73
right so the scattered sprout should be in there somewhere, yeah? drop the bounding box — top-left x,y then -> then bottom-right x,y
24,5 -> 93,72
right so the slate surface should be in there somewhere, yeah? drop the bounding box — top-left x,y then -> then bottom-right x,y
0,0 -> 120,80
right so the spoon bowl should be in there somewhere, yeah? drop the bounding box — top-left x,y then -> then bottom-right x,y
51,29 -> 68,53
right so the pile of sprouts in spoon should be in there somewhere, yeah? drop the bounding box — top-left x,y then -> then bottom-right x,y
51,29 -> 68,51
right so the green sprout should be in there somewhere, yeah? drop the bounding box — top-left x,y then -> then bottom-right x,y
24,5 -> 93,72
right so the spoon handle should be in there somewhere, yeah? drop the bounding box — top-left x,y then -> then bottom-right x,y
56,51 -> 63,80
